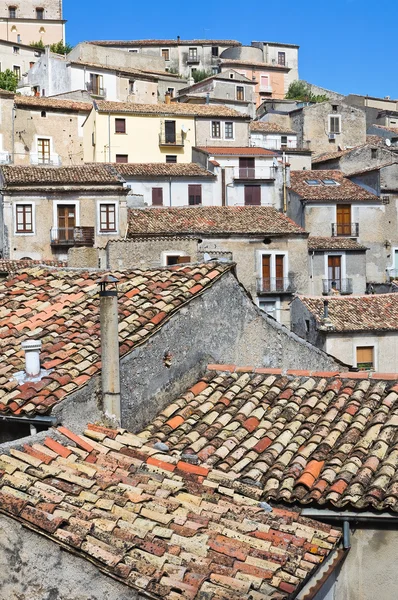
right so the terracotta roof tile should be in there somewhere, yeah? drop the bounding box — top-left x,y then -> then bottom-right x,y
0,422 -> 340,598
140,366 -> 398,512
198,146 -> 277,156
89,39 -> 242,47
371,124 -> 398,135
96,101 -> 248,119
0,259 -> 67,273
111,162 -> 214,178
307,237 -> 368,251
0,262 -> 232,417
220,59 -> 289,70
250,122 -> 296,135
0,164 -> 122,187
14,95 -> 91,112
289,170 -> 379,202
297,294 -> 398,332
127,206 -> 306,237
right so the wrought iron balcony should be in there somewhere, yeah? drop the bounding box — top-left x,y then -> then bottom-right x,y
159,132 -> 184,146
322,278 -> 353,295
234,166 -> 275,180
187,56 -> 200,64
331,223 -> 359,237
257,277 -> 295,294
85,82 -> 106,97
50,226 -> 95,247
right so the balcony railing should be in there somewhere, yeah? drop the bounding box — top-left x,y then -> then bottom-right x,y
234,166 -> 276,180
251,139 -> 297,150
85,82 -> 106,97
50,226 -> 95,247
331,223 -> 359,237
187,56 -> 200,64
322,278 -> 353,295
30,153 -> 61,166
257,277 -> 295,294
159,132 -> 184,146
0,151 -> 11,164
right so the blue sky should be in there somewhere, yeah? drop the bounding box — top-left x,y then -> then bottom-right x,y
65,0 -> 394,99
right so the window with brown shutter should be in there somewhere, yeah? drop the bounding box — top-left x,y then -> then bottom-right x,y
100,204 -> 116,232
236,86 -> 244,101
336,205 -> 351,236
116,154 -> 128,163
244,185 -> 261,205
16,204 -> 33,233
356,346 -> 374,371
115,118 -> 126,134
161,48 -> 170,61
152,188 -> 163,206
188,184 -> 202,205
329,116 -> 341,134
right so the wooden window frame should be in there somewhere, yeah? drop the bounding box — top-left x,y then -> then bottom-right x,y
161,48 -> 170,61
211,121 -> 221,138
278,52 -> 286,66
115,154 -> 128,163
225,121 -> 234,139
152,187 -> 163,206
115,118 -> 126,134
329,115 -> 341,134
15,204 -> 33,234
99,203 -> 117,233
236,85 -> 244,101
356,346 -> 374,371
188,184 -> 202,206
166,155 -> 177,163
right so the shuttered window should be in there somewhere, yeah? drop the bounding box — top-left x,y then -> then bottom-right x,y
115,118 -> 126,134
188,184 -> 202,205
356,347 -> 374,371
16,204 -> 33,233
100,204 -> 116,232
152,188 -> 163,206
329,116 -> 341,134
244,185 -> 261,205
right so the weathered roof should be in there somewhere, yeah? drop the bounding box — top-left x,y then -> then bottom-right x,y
95,101 -> 248,119
307,237 -> 368,251
198,146 -> 277,156
297,294 -> 398,333
0,421 -> 339,599
289,170 -> 379,202
127,206 -> 306,237
0,263 -> 232,417
0,259 -> 66,274
347,161 -> 398,177
14,95 -> 92,112
220,59 -> 289,70
370,124 -> 398,136
250,122 -> 296,135
0,164 -> 122,187
311,150 -> 350,164
141,365 -> 398,512
69,60 -> 178,80
88,39 -> 242,47
111,163 -> 214,178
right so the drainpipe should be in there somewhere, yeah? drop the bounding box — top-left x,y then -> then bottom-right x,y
108,112 -> 111,162
343,520 -> 351,550
98,275 -> 121,424
282,151 -> 287,213
169,177 -> 172,206
310,250 -> 315,294
11,103 -> 15,164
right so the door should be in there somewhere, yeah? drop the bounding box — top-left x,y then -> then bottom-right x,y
244,185 -> 261,205
328,255 -> 341,291
275,255 -> 285,291
152,188 -> 163,206
165,120 -> 176,144
262,254 -> 271,292
336,205 -> 351,236
57,205 -> 75,242
188,185 -> 202,205
239,157 -> 255,179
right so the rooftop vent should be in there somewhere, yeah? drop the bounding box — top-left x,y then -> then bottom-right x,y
21,339 -> 42,377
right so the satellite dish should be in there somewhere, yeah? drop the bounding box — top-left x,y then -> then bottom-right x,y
181,124 -> 188,133
386,138 -> 392,147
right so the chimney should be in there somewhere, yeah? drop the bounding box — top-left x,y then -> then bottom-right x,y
21,340 -> 42,377
206,92 -> 210,104
177,35 -> 180,43
323,299 -> 329,320
98,275 -> 121,424
165,91 -> 171,105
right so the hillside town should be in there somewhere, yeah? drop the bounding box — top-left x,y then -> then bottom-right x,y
0,2 -> 397,600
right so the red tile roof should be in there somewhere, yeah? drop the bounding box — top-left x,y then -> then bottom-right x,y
289,170 -> 379,202
0,259 -> 67,273
110,162 -> 214,178
297,294 -> 398,332
250,122 -> 296,135
0,165 -> 123,187
307,237 -> 368,251
371,124 -> 398,135
96,101 -> 248,119
220,59 -> 289,70
14,95 -> 92,112
0,263 -> 232,417
141,365 -> 398,511
127,206 -> 306,237
0,422 -> 340,599
198,146 -> 277,156
88,39 -> 241,47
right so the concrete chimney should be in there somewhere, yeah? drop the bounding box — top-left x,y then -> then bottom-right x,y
21,340 -> 42,377
98,275 -> 121,424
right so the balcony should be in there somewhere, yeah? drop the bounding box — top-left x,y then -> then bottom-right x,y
322,279 -> 353,295
259,85 -> 273,93
30,153 -> 61,166
50,227 -> 95,247
0,151 -> 11,164
257,277 -> 295,294
187,56 -> 200,64
251,139 -> 297,150
234,166 -> 276,180
85,82 -> 106,98
159,132 -> 184,147
331,223 -> 359,237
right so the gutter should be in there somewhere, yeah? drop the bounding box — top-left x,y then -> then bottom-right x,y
0,414 -> 58,426
302,508 -> 398,522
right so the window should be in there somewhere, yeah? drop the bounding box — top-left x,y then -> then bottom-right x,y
278,52 -> 286,66
164,120 -> 176,143
211,46 -> 219,57
13,65 -> 21,79
40,110 -> 46,118
88,73 -> 103,96
167,87 -> 175,98
166,155 -> 177,163
260,253 -> 286,292
259,299 -> 277,318
161,48 -> 170,61
236,86 -> 244,101
115,118 -> 126,134
116,154 -> 128,163
225,122 -> 234,139
336,204 -> 352,236
152,188 -> 163,206
128,49 -> 138,53
36,7 -> 44,19
8,6 -> 16,18
244,185 -> 261,205
329,115 -> 341,134
30,61 -> 35,68
305,179 -> 322,186
188,184 -> 202,205
281,135 -> 288,146
188,47 -> 198,61
166,254 -> 191,265
37,138 -> 50,163
99,204 -> 116,232
371,148 -> 377,159
356,346 -> 374,371
260,75 -> 270,90
16,204 -> 33,233
212,67 -> 219,74
191,68 -> 197,75
13,46 -> 19,54
332,104 -> 338,113
322,178 -> 338,185
229,73 -> 234,79
129,80 -> 135,94
211,121 -> 221,138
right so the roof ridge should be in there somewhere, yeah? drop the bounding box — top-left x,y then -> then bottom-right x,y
206,364 -> 398,380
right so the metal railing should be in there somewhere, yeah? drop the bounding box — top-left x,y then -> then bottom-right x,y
187,56 -> 200,64
50,226 -> 95,247
250,138 -> 297,150
159,132 -> 184,146
257,277 -> 295,294
331,223 -> 359,237
85,82 -> 106,97
234,166 -> 276,180
30,153 -> 61,166
322,279 -> 353,295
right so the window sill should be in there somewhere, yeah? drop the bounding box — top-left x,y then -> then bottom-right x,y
98,230 -> 118,235
14,231 -> 35,236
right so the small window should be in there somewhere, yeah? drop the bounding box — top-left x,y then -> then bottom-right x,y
116,154 -> 128,163
371,148 -> 377,159
16,205 -> 33,233
332,104 -> 338,113
129,49 -> 138,53
229,73 -> 234,79
188,47 -> 198,61
40,110 -> 46,118
191,67 -> 197,75
322,179 -> 338,185
166,255 -> 190,265
212,67 -> 219,74
99,204 -> 116,232
329,115 -> 341,133
212,121 -> 221,138
9,6 -> 16,18
13,65 -> 20,79
225,122 -> 234,139
167,87 -> 175,98
305,319 -> 310,333
115,118 -> 126,134
278,52 -> 286,66
212,46 -> 219,57
36,7 -> 44,19
129,80 -> 135,94
188,184 -> 202,205
166,155 -> 177,163
29,61 -> 35,68
356,346 -> 374,371
281,135 -> 288,146
161,48 -> 170,61
236,86 -> 244,101
305,179 -> 322,186
13,46 -> 19,55
152,188 -> 163,206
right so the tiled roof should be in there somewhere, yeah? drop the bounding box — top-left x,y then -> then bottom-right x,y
69,60 -> 168,80
307,237 -> 368,251
289,170 -> 379,202
95,101 -> 248,119
141,365 -> 398,512
0,422 -> 340,599
250,122 -> 296,135
88,39 -> 241,47
220,59 -> 289,70
127,207 -> 306,237
370,124 -> 398,135
198,147 -> 277,156
14,95 -> 92,112
111,163 -> 214,178
0,259 -> 66,273
311,150 -> 349,164
297,294 -> 398,332
0,263 -> 232,417
347,161 -> 398,177
0,165 -> 122,187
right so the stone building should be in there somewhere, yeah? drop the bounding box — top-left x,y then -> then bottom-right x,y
0,0 -> 65,45
345,93 -> 398,128
251,40 -> 299,85
312,141 -> 397,174
0,39 -> 43,82
0,90 -> 14,165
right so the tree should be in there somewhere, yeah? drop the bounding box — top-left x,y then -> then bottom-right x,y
30,40 -> 44,49
0,69 -> 19,92
191,69 -> 212,84
285,80 -> 329,103
30,40 -> 73,54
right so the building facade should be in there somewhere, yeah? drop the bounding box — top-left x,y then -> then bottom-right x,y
0,0 -> 65,45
